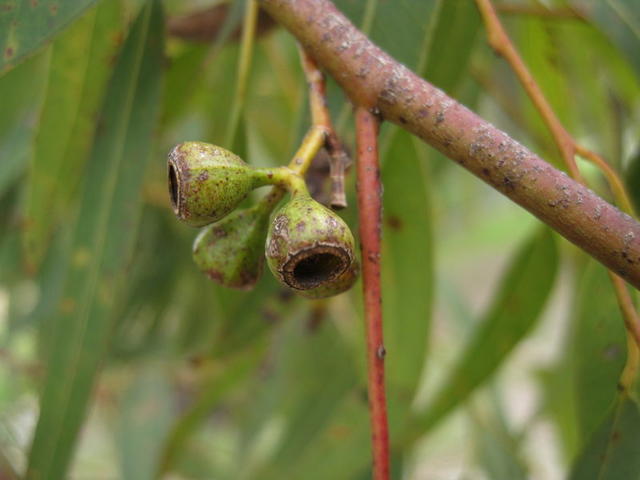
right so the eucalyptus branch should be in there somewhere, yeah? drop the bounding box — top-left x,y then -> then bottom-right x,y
257,0 -> 640,291
475,0 -> 640,368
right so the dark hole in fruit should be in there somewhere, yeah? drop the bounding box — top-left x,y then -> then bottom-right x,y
292,252 -> 345,289
169,163 -> 179,211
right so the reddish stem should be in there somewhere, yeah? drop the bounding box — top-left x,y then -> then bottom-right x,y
356,106 -> 389,480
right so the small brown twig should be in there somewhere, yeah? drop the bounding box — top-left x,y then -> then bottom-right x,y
610,273 -> 640,355
167,3 -> 276,43
475,0 -> 640,374
574,144 -> 636,216
494,3 -> 584,21
356,106 -> 389,480
299,46 -> 350,209
475,0 -> 583,182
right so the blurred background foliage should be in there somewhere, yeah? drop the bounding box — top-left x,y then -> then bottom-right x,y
0,0 -> 640,478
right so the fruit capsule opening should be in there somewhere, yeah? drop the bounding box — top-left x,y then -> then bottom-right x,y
282,245 -> 350,290
168,162 -> 179,214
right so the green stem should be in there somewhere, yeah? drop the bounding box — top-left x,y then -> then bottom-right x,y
225,0 -> 259,148
252,125 -> 327,217
253,166 -> 309,195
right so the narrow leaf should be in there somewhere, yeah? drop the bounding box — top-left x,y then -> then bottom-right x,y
272,393 -> 371,480
255,317 -> 360,480
335,0 -> 439,70
420,0 -> 481,93
571,263 -> 627,440
116,364 -> 173,480
0,0 -> 101,74
157,350 -> 261,476
26,2 -> 164,478
573,0 -> 640,77
412,229 -> 558,435
471,390 -> 529,480
516,16 -> 575,151
626,148 -> 640,214
569,393 -> 640,480
0,49 -> 49,195
23,0 -> 122,269
382,130 -> 433,393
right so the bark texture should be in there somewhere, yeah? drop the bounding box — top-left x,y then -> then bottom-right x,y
258,0 -> 640,290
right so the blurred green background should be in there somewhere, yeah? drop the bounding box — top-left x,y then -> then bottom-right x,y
1,0 -> 640,478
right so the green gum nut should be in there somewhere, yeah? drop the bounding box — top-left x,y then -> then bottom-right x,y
192,204 -> 270,290
168,141 -> 265,227
265,192 -> 358,298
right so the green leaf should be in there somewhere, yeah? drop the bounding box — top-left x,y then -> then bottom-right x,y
470,390 -> 529,480
258,317 -> 358,478
382,130 -> 433,393
116,364 -> 173,480
210,275 -> 293,357
160,43 -> 208,128
515,15 -> 575,155
25,2 -> 165,478
335,0 -> 439,70
573,0 -> 640,78
0,49 -> 49,195
157,350 -> 262,476
411,229 -> 558,436
23,0 -> 123,270
0,0 -> 101,74
108,209 -> 185,360
537,360 -> 581,462
9,229 -> 70,335
571,263 -> 627,440
270,392 -> 371,480
420,0 -> 481,93
569,393 -> 640,480
626,148 -> 640,214
556,22 -> 624,170
218,306 -> 360,480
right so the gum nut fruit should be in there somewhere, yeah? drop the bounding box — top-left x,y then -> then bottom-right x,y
168,141 -> 260,227
265,193 -> 356,294
192,205 -> 270,290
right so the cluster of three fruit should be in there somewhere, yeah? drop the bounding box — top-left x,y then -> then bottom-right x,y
168,141 -> 359,298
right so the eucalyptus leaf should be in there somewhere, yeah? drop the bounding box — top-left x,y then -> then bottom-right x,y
569,393 -> 640,480
571,263 -> 627,440
0,0 -> 101,74
410,229 -> 558,437
382,130 -> 433,393
23,0 -> 123,270
117,364 -> 173,480
25,2 -> 165,478
573,0 -> 640,77
0,49 -> 49,195
420,0 -> 480,93
334,0 -> 439,70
